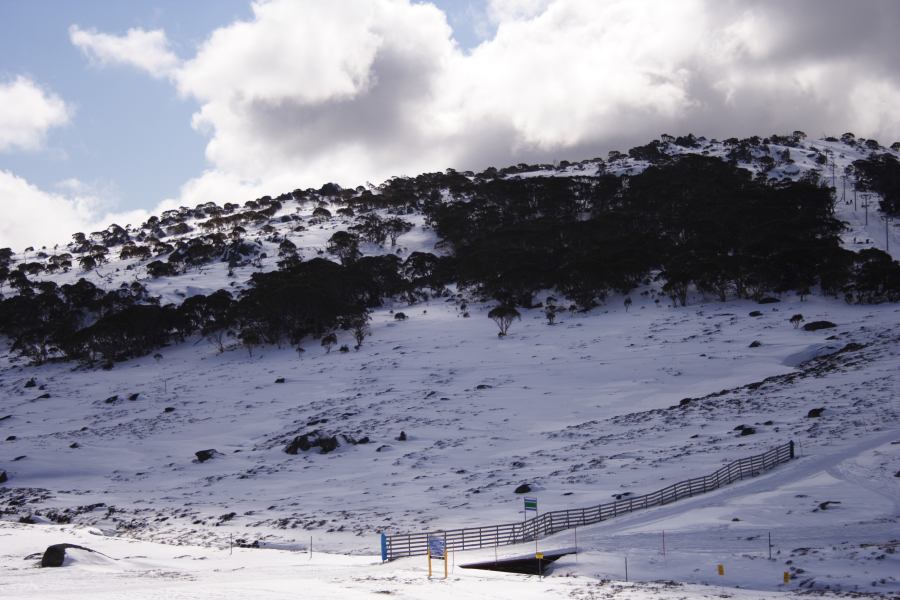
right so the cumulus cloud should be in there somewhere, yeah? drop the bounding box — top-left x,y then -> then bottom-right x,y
0,76 -> 70,152
0,171 -> 153,251
71,0 -> 900,202
486,0 -> 554,24
69,25 -> 180,78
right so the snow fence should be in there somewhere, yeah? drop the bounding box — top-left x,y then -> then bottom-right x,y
381,440 -> 795,561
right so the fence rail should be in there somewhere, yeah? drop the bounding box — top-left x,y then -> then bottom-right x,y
381,440 -> 795,561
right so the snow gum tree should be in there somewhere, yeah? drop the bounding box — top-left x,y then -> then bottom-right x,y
488,305 -> 521,337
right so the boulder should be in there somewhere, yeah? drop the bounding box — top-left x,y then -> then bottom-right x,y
103,395 -> 119,404
285,434 -> 313,454
749,340 -> 762,348
803,321 -> 836,331
396,431 -> 407,441
0,470 -> 7,484
274,377 -> 285,384
24,378 -> 37,388
806,407 -> 824,418
285,431 -> 340,455
748,311 -> 763,317
194,449 -> 221,463
514,483 -> 532,494
342,434 -> 370,445
317,436 -> 339,454
40,543 -> 97,567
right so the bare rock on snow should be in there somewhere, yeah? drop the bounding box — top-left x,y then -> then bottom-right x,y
285,431 -> 340,455
803,320 -> 837,331
40,543 -> 97,567
194,449 -> 222,463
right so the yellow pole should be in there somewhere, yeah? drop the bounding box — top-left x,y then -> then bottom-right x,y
428,548 -> 432,578
784,571 -> 790,584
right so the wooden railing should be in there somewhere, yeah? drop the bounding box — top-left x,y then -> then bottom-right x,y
381,441 -> 794,560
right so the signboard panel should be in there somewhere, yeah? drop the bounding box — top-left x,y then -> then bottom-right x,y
428,536 -> 446,559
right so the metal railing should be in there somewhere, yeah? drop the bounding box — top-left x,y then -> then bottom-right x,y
381,440 -> 794,560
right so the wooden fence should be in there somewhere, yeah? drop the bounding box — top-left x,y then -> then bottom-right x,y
381,440 -> 795,561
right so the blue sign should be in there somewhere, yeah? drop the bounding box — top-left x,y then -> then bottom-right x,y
380,532 -> 388,562
524,497 -> 538,512
428,536 -> 446,558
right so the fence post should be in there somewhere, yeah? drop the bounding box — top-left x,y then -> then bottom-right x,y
789,440 -> 795,459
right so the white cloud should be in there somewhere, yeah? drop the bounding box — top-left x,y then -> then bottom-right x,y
69,25 -> 180,78
0,76 -> 70,152
171,0 -> 457,187
0,171 -> 153,251
486,0 -> 554,24
70,0 -> 900,208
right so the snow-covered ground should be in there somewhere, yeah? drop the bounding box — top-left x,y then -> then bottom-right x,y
7,522 -> 896,600
1,136 -> 899,597
2,290 -> 898,595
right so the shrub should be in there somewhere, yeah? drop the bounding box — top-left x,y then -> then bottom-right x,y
488,304 -> 521,336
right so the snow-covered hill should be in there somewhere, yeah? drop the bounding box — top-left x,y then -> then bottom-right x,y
1,134 -> 898,598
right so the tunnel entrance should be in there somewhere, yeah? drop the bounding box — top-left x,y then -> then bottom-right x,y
460,548 -> 574,575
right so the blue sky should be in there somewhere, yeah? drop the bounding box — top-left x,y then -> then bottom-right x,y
1,1 -> 899,250
0,1 -> 490,214
0,1 -> 243,210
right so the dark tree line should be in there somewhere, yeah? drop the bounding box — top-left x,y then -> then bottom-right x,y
1,151 -> 899,367
851,153 -> 900,215
0,252 -> 450,366
423,155 -> 898,308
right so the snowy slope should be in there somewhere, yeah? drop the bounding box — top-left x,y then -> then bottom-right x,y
1,135 -> 899,597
